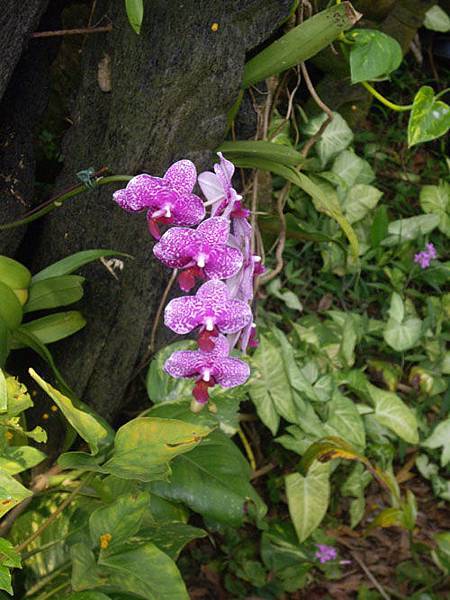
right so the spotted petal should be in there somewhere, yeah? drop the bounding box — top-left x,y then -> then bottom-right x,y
164,296 -> 203,334
164,350 -> 204,379
171,192 -> 206,226
214,357 -> 250,388
164,160 -> 197,194
207,334 -> 231,358
113,174 -> 173,212
214,152 -> 235,186
197,217 -> 230,245
217,299 -> 252,333
205,246 -> 243,280
153,227 -> 196,269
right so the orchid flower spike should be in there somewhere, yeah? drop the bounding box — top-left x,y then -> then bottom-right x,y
153,217 -> 243,291
164,334 -> 250,410
164,280 -> 252,351
113,160 -> 205,239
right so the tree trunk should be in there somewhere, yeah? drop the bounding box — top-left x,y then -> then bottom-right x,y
23,0 -> 291,420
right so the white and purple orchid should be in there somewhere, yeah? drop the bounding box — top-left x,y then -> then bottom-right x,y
113,153 -> 262,410
113,160 -> 205,239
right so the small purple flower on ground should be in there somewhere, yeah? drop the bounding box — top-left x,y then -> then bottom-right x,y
164,334 -> 250,410
315,544 -> 337,564
113,160 -> 205,239
414,242 -> 437,269
164,280 -> 252,346
153,217 -> 243,291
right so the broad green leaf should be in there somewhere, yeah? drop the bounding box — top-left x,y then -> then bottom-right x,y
98,543 -> 189,599
67,593 -> 112,600
71,543 -> 104,591
341,463 -> 371,528
286,462 -> 330,542
0,446 -> 46,475
15,311 -> 86,346
370,205 -> 389,247
343,184 -> 382,224
0,281 -> 22,330
58,451 -> 104,472
29,369 -> 113,455
150,431 -> 266,526
408,86 -> 450,147
242,3 -> 360,87
383,293 -> 422,352
420,182 -> 450,237
422,419 -> 450,466
331,150 -> 375,189
138,522 -> 206,559
424,5 -> 450,32
32,249 -> 130,282
433,532 -> 450,573
0,538 -> 21,568
90,492 -> 150,552
125,0 -> 144,34
103,417 -> 211,481
218,140 -> 304,167
24,276 -> 84,313
324,393 -> 366,449
0,566 -> 12,595
0,255 -> 31,293
0,318 -> 7,368
299,436 -> 369,473
0,370 -> 6,413
367,383 -> 419,444
348,29 -> 402,83
382,213 -> 440,246
302,112 -> 353,167
0,469 -> 32,518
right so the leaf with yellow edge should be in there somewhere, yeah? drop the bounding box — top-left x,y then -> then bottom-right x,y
300,436 -> 370,474
102,417 -> 211,482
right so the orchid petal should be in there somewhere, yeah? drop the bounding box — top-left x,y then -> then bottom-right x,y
207,334 -> 231,358
164,296 -> 203,334
217,299 -> 252,333
197,217 -> 230,245
197,171 -> 224,203
164,350 -> 204,378
114,174 -> 174,212
205,246 -> 243,280
171,192 -> 206,226
215,152 -> 235,183
164,159 -> 197,194
213,357 -> 250,388
153,227 -> 196,269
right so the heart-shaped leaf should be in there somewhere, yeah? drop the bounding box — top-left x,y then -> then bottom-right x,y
408,86 -> 450,147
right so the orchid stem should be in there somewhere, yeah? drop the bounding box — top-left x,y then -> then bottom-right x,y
238,427 -> 256,471
361,81 -> 413,112
0,174 -> 133,231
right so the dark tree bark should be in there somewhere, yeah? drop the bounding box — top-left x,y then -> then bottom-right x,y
22,0 -> 291,420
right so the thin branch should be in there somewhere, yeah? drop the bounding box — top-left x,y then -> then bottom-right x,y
300,61 -> 333,120
259,183 -> 290,285
31,25 -> 112,38
148,269 -> 178,355
351,552 -> 391,600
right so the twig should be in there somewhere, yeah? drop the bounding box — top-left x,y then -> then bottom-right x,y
251,463 -> 275,480
259,183 -> 290,285
148,269 -> 178,355
238,428 -> 256,471
31,25 -> 112,38
15,473 -> 93,554
351,552 -> 391,600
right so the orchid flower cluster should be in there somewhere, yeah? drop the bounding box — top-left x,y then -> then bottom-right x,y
114,154 -> 263,411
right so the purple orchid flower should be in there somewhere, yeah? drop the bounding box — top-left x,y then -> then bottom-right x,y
164,334 -> 250,409
113,160 -> 205,239
414,242 -> 437,269
164,280 -> 252,350
315,544 -> 337,564
198,152 -> 244,218
153,217 -> 243,291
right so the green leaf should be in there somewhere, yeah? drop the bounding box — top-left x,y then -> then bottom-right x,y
66,593 -> 112,600
0,370 -> 6,413
102,418 -> 211,481
348,29 -> 402,83
286,462 -> 330,542
242,3 -> 360,87
367,383 -> 419,444
302,112 -> 353,167
370,205 -> 389,247
139,522 -> 206,560
0,282 -> 22,330
324,392 -> 366,450
0,469 -> 32,518
29,369 -> 113,455
382,213 -> 440,246
0,446 -> 46,475
15,311 -> 86,346
331,150 -> 375,190
90,492 -> 150,552
98,543 -> 189,599
342,184 -> 382,224
422,419 -> 450,466
0,255 -> 31,292
424,5 -> 450,32
71,543 -> 104,591
146,341 -> 194,403
0,319 -> 8,368
125,0 -> 144,34
217,140 -> 304,167
0,538 -> 21,568
299,436 -> 369,473
0,566 -> 12,595
32,249 -> 130,282
383,293 -> 422,352
408,86 -> 450,147
433,531 -> 450,573
24,276 -> 84,313
420,182 -> 450,237
150,431 -> 266,526
58,451 -> 104,472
